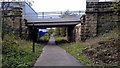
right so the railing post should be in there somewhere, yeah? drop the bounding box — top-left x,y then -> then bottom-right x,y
79,10 -> 81,16
42,12 -> 44,19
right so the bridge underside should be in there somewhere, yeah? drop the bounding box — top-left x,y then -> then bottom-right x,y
26,19 -> 80,42
27,22 -> 78,28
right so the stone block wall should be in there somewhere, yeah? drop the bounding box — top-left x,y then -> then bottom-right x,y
3,10 -> 21,36
85,12 -> 98,38
75,24 -> 81,41
76,2 -> 119,41
3,6 -> 29,39
96,2 -> 118,34
85,2 -> 118,39
97,12 -> 117,34
20,19 -> 29,39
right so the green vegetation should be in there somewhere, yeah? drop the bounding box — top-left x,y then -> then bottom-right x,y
61,42 -> 93,66
54,36 -> 67,41
111,2 -> 120,33
85,28 -> 119,45
54,36 -> 68,45
37,34 -> 49,45
54,28 -> 66,37
61,29 -> 119,66
83,29 -> 119,66
2,34 -> 44,68
38,34 -> 49,41
112,2 -> 120,12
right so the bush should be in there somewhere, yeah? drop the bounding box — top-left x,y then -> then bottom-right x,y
2,34 -> 43,68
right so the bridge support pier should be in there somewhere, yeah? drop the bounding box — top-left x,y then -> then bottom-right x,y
67,26 -> 75,42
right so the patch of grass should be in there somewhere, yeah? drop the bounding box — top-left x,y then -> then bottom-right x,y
37,34 -> 49,45
54,36 -> 67,41
39,34 -> 49,41
61,28 -> 119,66
61,42 -> 93,66
84,28 -> 119,46
54,36 -> 68,45
83,29 -> 120,66
2,34 -> 44,68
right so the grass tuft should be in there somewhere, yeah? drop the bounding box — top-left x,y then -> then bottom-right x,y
61,42 -> 93,66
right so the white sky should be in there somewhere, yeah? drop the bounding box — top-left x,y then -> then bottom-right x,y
31,0 -> 86,12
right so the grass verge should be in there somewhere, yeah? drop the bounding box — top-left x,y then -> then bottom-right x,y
61,42 -> 93,66
54,36 -> 67,41
61,29 -> 119,66
83,29 -> 119,66
54,36 -> 69,45
2,34 -> 44,68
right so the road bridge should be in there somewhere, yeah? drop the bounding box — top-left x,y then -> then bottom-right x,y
26,17 -> 81,42
2,1 -> 119,48
1,1 -> 82,42
27,18 -> 80,27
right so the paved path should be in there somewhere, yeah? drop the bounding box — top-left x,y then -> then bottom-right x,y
47,34 -> 56,45
33,34 -> 83,67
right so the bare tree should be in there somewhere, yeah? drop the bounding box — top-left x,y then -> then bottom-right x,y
59,10 -> 78,18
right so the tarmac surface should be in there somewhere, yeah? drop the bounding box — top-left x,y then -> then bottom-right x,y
33,34 -> 83,67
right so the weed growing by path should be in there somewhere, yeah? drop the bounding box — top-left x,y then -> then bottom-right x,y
61,42 -> 93,66
2,34 -> 44,68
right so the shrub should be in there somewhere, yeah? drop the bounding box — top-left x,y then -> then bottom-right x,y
2,34 -> 43,68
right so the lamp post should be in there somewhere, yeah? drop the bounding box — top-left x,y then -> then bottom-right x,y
79,11 -> 81,16
32,22 -> 35,52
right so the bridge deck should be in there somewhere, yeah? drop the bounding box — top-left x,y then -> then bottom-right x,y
27,18 -> 80,23
27,18 -> 80,27
27,18 -> 81,27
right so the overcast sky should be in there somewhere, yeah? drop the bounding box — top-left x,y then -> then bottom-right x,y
31,0 -> 86,12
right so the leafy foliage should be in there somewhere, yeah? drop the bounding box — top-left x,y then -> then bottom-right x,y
47,29 -> 54,35
111,2 -> 120,12
2,34 -> 43,68
54,28 -> 66,37
55,28 -> 61,36
60,28 -> 66,37
111,2 -> 120,32
54,36 -> 68,45
37,34 -> 49,45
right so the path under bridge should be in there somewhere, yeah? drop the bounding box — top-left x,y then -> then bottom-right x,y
26,17 -> 81,42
